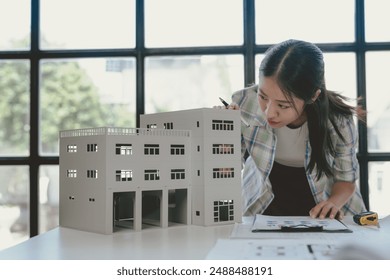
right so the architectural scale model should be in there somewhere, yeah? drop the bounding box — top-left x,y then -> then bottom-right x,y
59,108 -> 242,234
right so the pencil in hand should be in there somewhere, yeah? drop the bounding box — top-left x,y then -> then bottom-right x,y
218,97 -> 250,127
219,97 -> 229,108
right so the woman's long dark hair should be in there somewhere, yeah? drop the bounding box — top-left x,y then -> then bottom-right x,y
259,39 -> 365,179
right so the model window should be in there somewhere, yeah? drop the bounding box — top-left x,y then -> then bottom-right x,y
116,170 -> 133,181
213,200 -> 234,222
144,169 -> 160,180
212,144 -> 234,154
67,144 -> 77,153
164,122 -> 173,129
144,144 -> 160,155
66,169 -> 77,178
170,144 -> 185,155
212,120 -> 233,130
171,169 -> 185,180
87,143 -> 98,152
87,169 -> 98,178
147,124 -> 157,129
116,144 -> 133,155
212,168 -> 234,178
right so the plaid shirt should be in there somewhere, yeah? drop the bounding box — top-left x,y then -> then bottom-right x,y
232,85 -> 367,216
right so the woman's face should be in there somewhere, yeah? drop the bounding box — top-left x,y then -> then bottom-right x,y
258,76 -> 306,128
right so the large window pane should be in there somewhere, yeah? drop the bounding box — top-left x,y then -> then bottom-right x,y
40,58 -> 136,155
145,0 -> 243,47
365,0 -> 390,42
366,52 -> 390,152
145,55 -> 244,113
39,165 -> 59,234
369,162 -> 390,217
0,60 -> 30,156
0,0 -> 30,50
0,166 -> 29,251
255,0 -> 354,44
40,0 -> 135,49
322,53 -> 356,101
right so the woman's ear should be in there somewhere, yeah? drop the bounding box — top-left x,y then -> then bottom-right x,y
311,89 -> 321,103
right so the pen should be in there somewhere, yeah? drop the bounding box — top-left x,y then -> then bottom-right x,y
219,97 -> 250,127
219,97 -> 229,108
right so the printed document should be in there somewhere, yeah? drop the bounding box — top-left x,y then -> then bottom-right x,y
251,215 -> 351,232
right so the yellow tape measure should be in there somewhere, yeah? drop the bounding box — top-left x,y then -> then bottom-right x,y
353,211 -> 379,226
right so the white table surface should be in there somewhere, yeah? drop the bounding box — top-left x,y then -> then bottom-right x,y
0,224 -> 233,260
1,215 -> 389,260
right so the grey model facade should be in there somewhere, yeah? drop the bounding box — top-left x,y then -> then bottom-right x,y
59,108 -> 242,234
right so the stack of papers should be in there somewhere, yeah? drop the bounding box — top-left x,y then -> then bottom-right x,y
206,239 -> 343,260
251,215 -> 351,233
206,215 -> 390,260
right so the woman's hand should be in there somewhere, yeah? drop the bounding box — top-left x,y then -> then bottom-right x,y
213,103 -> 240,110
309,181 -> 355,220
309,200 -> 343,220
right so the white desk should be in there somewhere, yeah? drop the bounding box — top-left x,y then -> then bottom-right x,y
1,216 -> 389,260
0,224 -> 233,260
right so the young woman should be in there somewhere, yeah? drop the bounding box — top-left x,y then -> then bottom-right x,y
229,39 -> 366,219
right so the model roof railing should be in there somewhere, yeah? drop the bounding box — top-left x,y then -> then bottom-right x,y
60,127 -> 191,138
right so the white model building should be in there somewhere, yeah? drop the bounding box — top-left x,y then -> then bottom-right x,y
140,108 -> 242,227
59,108 -> 241,234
